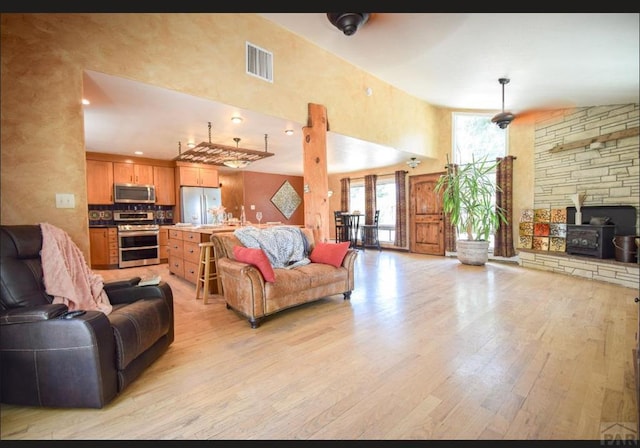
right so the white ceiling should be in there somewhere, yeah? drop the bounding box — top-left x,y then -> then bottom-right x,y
262,13 -> 640,111
83,70 -> 405,177
83,13 -> 639,176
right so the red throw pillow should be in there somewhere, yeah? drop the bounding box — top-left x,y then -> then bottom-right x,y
233,246 -> 276,282
309,241 -> 350,268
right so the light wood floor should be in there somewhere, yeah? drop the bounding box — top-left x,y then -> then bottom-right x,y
1,250 -> 638,440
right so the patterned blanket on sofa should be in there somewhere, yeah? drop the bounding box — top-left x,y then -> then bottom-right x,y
234,226 -> 311,269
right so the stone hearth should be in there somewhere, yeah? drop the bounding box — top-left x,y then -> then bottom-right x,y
518,248 -> 638,289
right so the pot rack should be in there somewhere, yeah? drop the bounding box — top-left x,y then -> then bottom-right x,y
173,122 -> 275,166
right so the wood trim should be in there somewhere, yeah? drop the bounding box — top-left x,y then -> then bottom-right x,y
86,151 -> 176,167
549,127 -> 639,153
175,160 -> 222,170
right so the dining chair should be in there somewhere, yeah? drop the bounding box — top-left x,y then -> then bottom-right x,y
360,210 -> 381,251
334,211 -> 349,243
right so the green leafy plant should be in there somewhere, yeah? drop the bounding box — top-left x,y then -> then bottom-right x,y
434,154 -> 508,241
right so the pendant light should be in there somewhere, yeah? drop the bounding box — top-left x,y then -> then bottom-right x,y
223,138 -> 250,169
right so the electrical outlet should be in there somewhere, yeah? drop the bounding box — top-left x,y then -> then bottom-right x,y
250,204 -> 255,210
55,193 -> 75,209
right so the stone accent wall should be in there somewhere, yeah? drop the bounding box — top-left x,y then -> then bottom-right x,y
518,104 -> 639,289
533,104 -> 639,215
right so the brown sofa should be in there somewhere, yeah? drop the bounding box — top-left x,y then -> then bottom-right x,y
211,228 -> 357,328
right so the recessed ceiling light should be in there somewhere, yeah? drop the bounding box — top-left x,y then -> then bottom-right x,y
134,151 -> 143,155
231,116 -> 243,124
82,98 -> 90,105
187,142 -> 196,148
284,129 -> 294,136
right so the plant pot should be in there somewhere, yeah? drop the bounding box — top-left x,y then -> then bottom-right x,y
456,240 -> 490,265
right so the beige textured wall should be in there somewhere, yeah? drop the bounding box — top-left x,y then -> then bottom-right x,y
1,13 -> 435,257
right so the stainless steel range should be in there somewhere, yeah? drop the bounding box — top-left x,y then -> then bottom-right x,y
113,211 -> 160,268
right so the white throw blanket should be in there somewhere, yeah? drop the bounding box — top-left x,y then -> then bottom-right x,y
39,222 -> 112,314
234,226 -> 311,269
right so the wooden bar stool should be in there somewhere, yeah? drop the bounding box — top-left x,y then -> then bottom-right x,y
195,241 -> 222,304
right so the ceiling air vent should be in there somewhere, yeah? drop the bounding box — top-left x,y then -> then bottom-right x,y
246,42 -> 273,83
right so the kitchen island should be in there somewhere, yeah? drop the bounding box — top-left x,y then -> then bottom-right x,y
167,225 -> 236,289
165,223 -> 294,290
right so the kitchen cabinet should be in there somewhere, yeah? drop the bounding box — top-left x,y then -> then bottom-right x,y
168,228 -> 185,278
176,165 -> 219,188
89,227 -> 118,269
153,166 -> 176,205
182,231 -> 201,285
86,160 -> 114,204
167,228 -> 220,293
159,227 -> 169,262
113,162 -> 154,185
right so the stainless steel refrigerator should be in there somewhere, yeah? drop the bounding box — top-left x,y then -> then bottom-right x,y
180,186 -> 222,225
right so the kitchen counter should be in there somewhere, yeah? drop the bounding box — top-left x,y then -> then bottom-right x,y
166,223 -> 289,234
167,224 -> 242,234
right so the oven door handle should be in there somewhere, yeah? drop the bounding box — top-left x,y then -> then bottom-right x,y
119,230 -> 159,238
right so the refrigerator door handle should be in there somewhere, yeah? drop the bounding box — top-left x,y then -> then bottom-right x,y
202,193 -> 208,224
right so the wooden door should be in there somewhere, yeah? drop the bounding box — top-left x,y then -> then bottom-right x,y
409,172 -> 445,255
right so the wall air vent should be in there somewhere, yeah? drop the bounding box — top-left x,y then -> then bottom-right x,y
246,42 -> 273,83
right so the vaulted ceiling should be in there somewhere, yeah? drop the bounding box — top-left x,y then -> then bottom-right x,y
83,13 -> 639,176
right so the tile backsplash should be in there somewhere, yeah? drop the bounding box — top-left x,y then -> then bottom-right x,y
88,204 -> 174,226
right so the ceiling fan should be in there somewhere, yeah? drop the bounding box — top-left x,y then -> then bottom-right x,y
491,78 -> 515,129
491,77 -> 574,129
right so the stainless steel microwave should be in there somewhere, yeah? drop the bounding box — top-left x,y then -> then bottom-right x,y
113,183 -> 156,203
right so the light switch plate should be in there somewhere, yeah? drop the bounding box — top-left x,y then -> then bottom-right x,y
55,193 -> 75,208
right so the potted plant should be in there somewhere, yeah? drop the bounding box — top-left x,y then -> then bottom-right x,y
434,154 -> 508,265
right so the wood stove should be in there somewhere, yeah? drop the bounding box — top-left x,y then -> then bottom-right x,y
566,224 -> 615,258
565,205 -> 637,259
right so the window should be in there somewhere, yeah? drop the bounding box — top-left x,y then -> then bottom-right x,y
452,112 -> 508,249
453,113 -> 507,164
349,181 -> 365,215
348,176 -> 396,244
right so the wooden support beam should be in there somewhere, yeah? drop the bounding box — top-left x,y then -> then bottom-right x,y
302,103 -> 330,243
549,127 -> 639,153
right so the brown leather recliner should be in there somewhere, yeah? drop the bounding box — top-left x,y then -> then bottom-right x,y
0,225 -> 174,408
